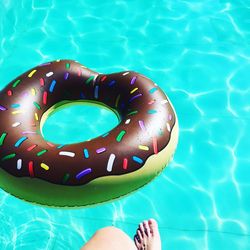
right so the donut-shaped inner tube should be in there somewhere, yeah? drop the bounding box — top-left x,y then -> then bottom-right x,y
0,60 -> 178,207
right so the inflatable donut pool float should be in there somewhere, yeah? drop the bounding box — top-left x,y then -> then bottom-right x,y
0,60 -> 178,207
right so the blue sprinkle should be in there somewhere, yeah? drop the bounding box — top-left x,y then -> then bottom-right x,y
49,80 -> 57,92
147,109 -> 157,114
57,144 -> 65,149
11,104 -> 21,108
102,132 -> 109,137
132,156 -> 143,164
83,148 -> 89,159
15,137 -> 28,148
108,80 -> 116,87
94,85 -> 99,99
149,87 -> 158,94
76,168 -> 92,180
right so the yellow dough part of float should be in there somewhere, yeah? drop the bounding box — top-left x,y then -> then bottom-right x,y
0,60 -> 179,207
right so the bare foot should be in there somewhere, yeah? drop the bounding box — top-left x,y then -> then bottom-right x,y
134,218 -> 161,250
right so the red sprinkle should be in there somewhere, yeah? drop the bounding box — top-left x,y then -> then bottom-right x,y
28,161 -> 34,177
123,158 -> 128,170
27,144 -> 37,151
7,90 -> 12,96
153,137 -> 158,154
40,78 -> 45,86
101,75 -> 107,82
43,91 -> 47,105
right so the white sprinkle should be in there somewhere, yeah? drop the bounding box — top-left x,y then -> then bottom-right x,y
107,153 -> 116,172
122,72 -> 130,76
17,159 -> 22,170
125,119 -> 131,124
59,151 -> 75,157
161,100 -> 168,104
46,72 -> 54,77
12,122 -> 21,127
167,123 -> 171,132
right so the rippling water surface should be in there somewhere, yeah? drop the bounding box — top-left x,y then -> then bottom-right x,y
0,0 -> 250,249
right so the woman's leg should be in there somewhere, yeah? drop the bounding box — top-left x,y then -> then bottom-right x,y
81,226 -> 137,250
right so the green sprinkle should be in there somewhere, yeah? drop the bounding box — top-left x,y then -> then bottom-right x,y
127,110 -> 138,116
86,76 -> 95,84
62,173 -> 70,184
116,130 -> 126,142
37,149 -> 47,156
0,133 -> 7,146
33,102 -> 41,110
12,79 -> 21,88
2,153 -> 16,161
66,63 -> 70,69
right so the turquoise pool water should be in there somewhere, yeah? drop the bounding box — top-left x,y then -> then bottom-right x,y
0,0 -> 250,249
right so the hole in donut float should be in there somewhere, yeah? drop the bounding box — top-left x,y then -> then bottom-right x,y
40,100 -> 120,145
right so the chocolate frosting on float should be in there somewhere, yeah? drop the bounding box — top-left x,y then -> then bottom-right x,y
0,60 -> 176,186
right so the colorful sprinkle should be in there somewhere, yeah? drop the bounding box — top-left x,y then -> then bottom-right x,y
168,114 -> 172,120
96,147 -> 106,154
125,119 -> 131,124
148,99 -> 156,105
77,69 -> 81,76
108,80 -> 116,87
27,144 -> 37,151
7,90 -> 13,96
49,80 -> 57,92
1,153 -> 16,161
43,91 -> 48,104
161,99 -> 168,104
0,133 -> 7,146
138,145 -> 149,151
0,105 -> 7,111
59,151 -> 75,157
12,122 -> 21,127
132,156 -> 143,164
100,75 -> 107,82
116,130 -> 126,142
40,78 -> 45,86
76,168 -> 92,180
149,87 -> 158,94
94,85 -> 99,99
12,79 -> 21,88
22,131 -> 36,135
35,112 -> 39,121
31,88 -> 36,96
130,76 -> 137,85
102,132 -> 109,137
153,137 -> 158,154
115,94 -> 120,108
37,149 -> 48,156
123,158 -> 128,170
130,87 -> 138,94
127,110 -> 138,116
64,72 -> 69,80
83,148 -> 89,159
28,161 -> 34,177
11,104 -> 21,108
129,93 -> 142,102
107,153 -> 116,172
17,159 -> 22,170
46,72 -> 54,77
62,173 -> 70,184
57,144 -> 65,149
122,72 -> 129,76
28,69 -> 37,78
139,120 -> 146,131
15,137 -> 28,147
12,110 -> 24,115
86,76 -> 95,84
65,63 -> 70,69
33,102 -> 41,110
41,163 -> 49,171
167,123 -> 171,132
147,109 -> 157,114
46,142 -> 55,147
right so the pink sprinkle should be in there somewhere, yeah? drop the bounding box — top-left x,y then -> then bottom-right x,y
47,142 -> 55,147
77,69 -> 81,76
153,137 -> 158,154
130,76 -> 137,85
40,78 -> 45,86
148,99 -> 155,105
168,114 -> 172,120
22,131 -> 36,134
96,147 -> 106,154
123,158 -> 128,170
139,120 -> 146,131
7,90 -> 12,96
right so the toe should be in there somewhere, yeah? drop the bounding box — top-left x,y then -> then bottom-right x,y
134,235 -> 141,249
143,220 -> 151,237
139,223 -> 146,237
137,229 -> 143,241
148,218 -> 159,236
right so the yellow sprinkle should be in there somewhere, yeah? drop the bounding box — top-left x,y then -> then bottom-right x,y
130,87 -> 138,94
31,88 -> 36,96
115,94 -> 120,108
35,113 -> 39,121
138,145 -> 149,151
12,110 -> 24,115
28,69 -> 37,78
41,163 -> 49,171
